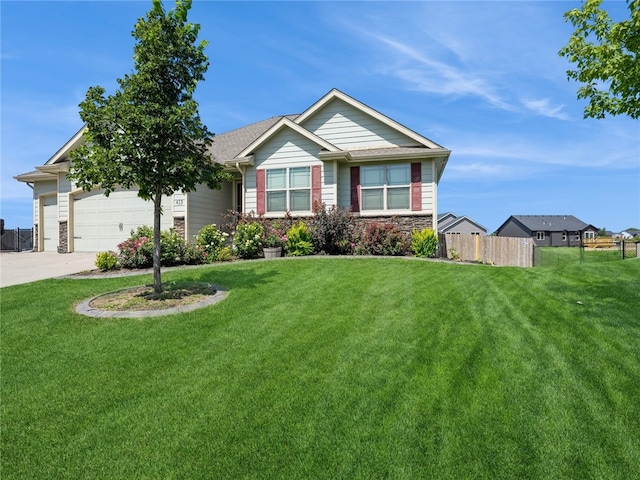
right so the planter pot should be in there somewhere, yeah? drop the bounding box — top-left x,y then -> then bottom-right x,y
263,247 -> 282,259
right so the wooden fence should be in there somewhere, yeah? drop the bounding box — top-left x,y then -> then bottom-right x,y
438,234 -> 534,267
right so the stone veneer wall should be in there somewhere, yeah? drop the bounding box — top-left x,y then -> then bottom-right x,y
57,221 -> 68,253
353,215 -> 433,235
173,217 -> 186,239
33,223 -> 39,252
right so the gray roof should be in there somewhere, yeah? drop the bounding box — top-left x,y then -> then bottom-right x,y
208,115 -> 298,163
510,215 -> 593,232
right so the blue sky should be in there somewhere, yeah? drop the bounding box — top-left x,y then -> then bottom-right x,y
2,0 -> 638,233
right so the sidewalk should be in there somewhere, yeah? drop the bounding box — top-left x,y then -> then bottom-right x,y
0,251 -> 97,288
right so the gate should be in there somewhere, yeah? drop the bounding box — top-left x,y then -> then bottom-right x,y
1,228 -> 34,252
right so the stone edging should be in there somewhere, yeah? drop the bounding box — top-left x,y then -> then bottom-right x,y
76,285 -> 227,318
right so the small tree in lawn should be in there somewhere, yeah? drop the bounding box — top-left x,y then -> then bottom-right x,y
68,0 -> 229,293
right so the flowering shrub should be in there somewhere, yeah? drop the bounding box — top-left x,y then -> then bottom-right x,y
117,236 -> 153,268
355,222 -> 409,256
182,243 -> 207,265
262,220 -> 287,248
310,203 -> 356,255
95,251 -> 119,271
411,228 -> 438,258
232,222 -> 263,259
195,224 -> 229,263
160,229 -> 186,266
285,221 -> 314,256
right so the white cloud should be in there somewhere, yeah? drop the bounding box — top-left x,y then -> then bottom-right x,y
522,98 -> 570,120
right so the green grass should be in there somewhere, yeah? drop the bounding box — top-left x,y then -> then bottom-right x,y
534,246 -> 623,267
2,257 -> 639,479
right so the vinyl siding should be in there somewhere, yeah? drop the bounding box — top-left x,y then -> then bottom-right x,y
301,98 -> 420,150
245,129 -> 325,213
58,173 -> 73,220
186,182 -> 232,240
33,180 -> 57,224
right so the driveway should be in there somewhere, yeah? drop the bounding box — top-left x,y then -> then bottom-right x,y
0,252 -> 97,288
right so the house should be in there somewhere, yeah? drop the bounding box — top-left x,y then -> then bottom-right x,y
15,89 -> 451,253
437,212 -> 487,235
494,215 -> 598,247
618,228 -> 640,239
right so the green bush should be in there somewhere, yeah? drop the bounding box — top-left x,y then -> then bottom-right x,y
95,251 -> 119,271
285,221 -> 314,256
216,246 -> 233,262
160,229 -> 186,266
411,228 -> 438,258
182,243 -> 207,265
232,222 -> 263,259
355,222 -> 409,256
195,224 -> 229,262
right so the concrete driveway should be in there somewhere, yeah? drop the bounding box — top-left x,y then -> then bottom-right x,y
0,252 -> 97,288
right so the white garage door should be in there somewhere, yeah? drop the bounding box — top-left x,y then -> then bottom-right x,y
73,188 -> 172,252
42,195 -> 58,252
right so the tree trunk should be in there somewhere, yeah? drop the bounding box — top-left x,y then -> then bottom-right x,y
153,191 -> 163,294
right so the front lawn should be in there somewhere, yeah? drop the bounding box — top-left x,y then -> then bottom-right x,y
2,258 -> 639,479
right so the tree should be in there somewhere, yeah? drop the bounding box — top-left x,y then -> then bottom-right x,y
559,0 -> 640,119
68,0 -> 229,293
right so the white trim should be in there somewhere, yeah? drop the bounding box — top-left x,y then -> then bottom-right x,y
45,127 -> 86,165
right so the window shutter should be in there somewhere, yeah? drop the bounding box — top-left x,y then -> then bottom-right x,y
256,169 -> 266,215
312,165 -> 322,209
411,162 -> 422,211
350,166 -> 360,213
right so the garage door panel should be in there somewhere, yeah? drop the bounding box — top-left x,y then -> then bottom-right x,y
43,196 -> 58,252
73,188 -> 172,252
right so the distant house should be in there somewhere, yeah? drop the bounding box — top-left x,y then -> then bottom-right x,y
15,89 -> 451,253
494,215 -> 598,247
618,228 -> 640,239
438,212 -> 487,235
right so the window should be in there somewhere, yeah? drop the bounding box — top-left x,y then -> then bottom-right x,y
562,232 -> 567,241
536,232 -> 545,240
266,167 -> 310,212
360,164 -> 410,211
584,231 -> 595,240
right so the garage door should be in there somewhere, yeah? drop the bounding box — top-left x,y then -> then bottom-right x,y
42,195 -> 58,252
73,188 -> 172,252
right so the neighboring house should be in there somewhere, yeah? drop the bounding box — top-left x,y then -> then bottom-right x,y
618,228 -> 640,239
494,215 -> 598,247
15,89 -> 451,253
437,212 -> 487,235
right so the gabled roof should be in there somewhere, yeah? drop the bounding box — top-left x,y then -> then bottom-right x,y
496,215 -> 595,234
235,116 -> 339,159
439,215 -> 487,233
296,88 -> 444,149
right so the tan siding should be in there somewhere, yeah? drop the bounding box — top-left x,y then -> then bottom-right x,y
33,180 -> 57,224
58,173 -> 73,220
186,183 -> 232,239
301,98 -> 420,150
421,162 -> 434,213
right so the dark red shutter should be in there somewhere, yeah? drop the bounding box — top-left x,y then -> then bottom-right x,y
350,166 -> 360,213
411,162 -> 422,211
311,165 -> 322,209
256,169 -> 266,215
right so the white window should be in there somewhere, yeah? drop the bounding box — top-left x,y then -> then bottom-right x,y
536,232 -> 545,240
266,167 -> 310,212
584,231 -> 595,239
361,164 -> 410,211
562,233 -> 567,241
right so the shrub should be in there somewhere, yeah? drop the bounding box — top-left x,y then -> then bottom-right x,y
310,203 -> 356,255
216,246 -> 233,262
285,221 -> 314,256
262,220 -> 287,248
411,228 -> 438,258
232,222 -> 263,259
195,224 -> 229,262
117,236 -> 153,269
160,229 -> 186,266
95,251 -> 119,271
183,243 -> 207,265
355,222 -> 409,256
